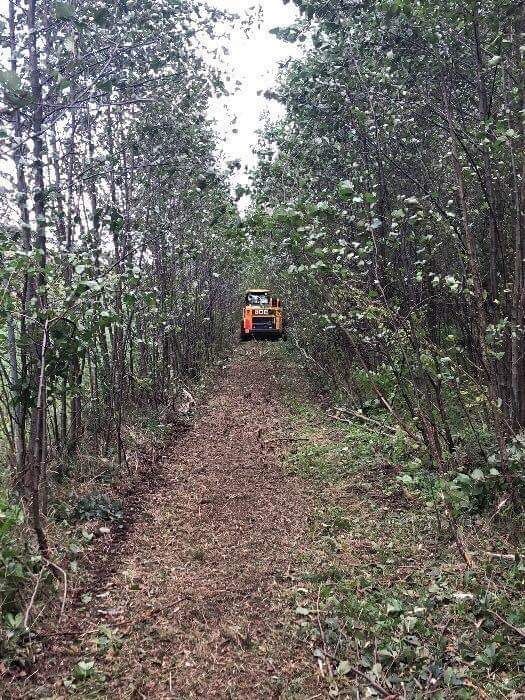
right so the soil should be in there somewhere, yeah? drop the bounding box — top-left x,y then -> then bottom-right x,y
12,344 -> 314,699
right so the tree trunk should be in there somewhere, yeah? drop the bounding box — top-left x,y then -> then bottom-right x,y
27,0 -> 50,553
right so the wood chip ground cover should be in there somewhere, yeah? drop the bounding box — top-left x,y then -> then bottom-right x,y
6,345 -> 316,698
3,344 -> 524,698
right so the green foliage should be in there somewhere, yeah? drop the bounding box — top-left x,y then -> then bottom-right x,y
0,494 -> 31,614
0,0 -> 248,634
54,2 -> 75,20
288,442 -> 350,482
71,493 -> 123,523
249,0 -> 525,509
73,660 -> 96,680
315,505 -> 353,535
96,625 -> 123,655
0,490 -> 42,659
287,396 -> 525,697
287,401 -> 387,483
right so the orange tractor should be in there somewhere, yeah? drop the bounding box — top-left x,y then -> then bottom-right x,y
240,289 -> 285,341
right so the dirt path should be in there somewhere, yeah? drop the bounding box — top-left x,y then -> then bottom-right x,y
19,345 -> 313,698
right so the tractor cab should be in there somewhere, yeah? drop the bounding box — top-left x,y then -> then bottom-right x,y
241,288 -> 284,341
245,290 -> 270,306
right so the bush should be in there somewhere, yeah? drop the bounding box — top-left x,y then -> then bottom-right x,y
0,491 -> 40,659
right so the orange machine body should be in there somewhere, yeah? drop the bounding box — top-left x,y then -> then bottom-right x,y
241,289 -> 284,341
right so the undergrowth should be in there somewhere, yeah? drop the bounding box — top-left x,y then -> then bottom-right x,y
0,357 -> 226,672
283,393 -> 525,698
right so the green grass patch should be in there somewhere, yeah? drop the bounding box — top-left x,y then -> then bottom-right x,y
283,392 -> 525,697
285,399 -> 385,483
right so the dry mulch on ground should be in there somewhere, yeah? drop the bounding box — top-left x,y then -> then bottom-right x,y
12,344 -> 314,699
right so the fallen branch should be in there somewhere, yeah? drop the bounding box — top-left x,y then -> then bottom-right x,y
476,551 -> 517,561
489,610 -> 525,639
23,568 -> 45,629
328,411 -> 397,435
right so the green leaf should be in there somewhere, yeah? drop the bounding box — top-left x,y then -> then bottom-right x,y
93,8 -> 110,26
338,180 -> 353,198
386,599 -> 404,615
5,612 -> 23,629
73,660 -> 95,680
0,70 -> 22,93
336,660 -> 352,676
81,529 -> 94,542
54,2 -> 75,20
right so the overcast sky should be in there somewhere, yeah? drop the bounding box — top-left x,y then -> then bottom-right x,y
210,0 -> 299,198
0,0 -> 298,210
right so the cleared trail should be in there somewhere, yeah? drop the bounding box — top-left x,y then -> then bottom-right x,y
20,345 -> 313,698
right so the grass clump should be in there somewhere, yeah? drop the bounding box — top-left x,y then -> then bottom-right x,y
0,488 -> 46,663
286,399 -> 382,483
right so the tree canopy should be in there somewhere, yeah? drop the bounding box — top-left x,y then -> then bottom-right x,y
249,0 -> 525,504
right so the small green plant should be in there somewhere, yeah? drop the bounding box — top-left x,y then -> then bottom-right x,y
288,443 -> 345,481
140,412 -> 171,437
0,493 -> 40,660
72,659 -> 97,681
3,611 -> 26,640
71,493 -> 123,522
316,506 -> 353,535
446,469 -> 500,513
0,494 -> 33,616
96,625 -> 123,655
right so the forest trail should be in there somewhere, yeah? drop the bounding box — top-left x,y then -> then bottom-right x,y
20,344 -> 313,699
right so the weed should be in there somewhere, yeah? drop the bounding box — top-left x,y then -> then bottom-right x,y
288,442 -> 349,482
0,490 -> 44,664
314,505 -> 353,535
0,496 -> 27,611
0,496 -> 35,610
63,658 -> 107,694
140,413 -> 171,437
96,625 -> 123,655
71,493 -> 123,522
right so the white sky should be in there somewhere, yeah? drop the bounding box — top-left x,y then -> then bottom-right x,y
210,0 -> 299,203
0,0 -> 299,212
